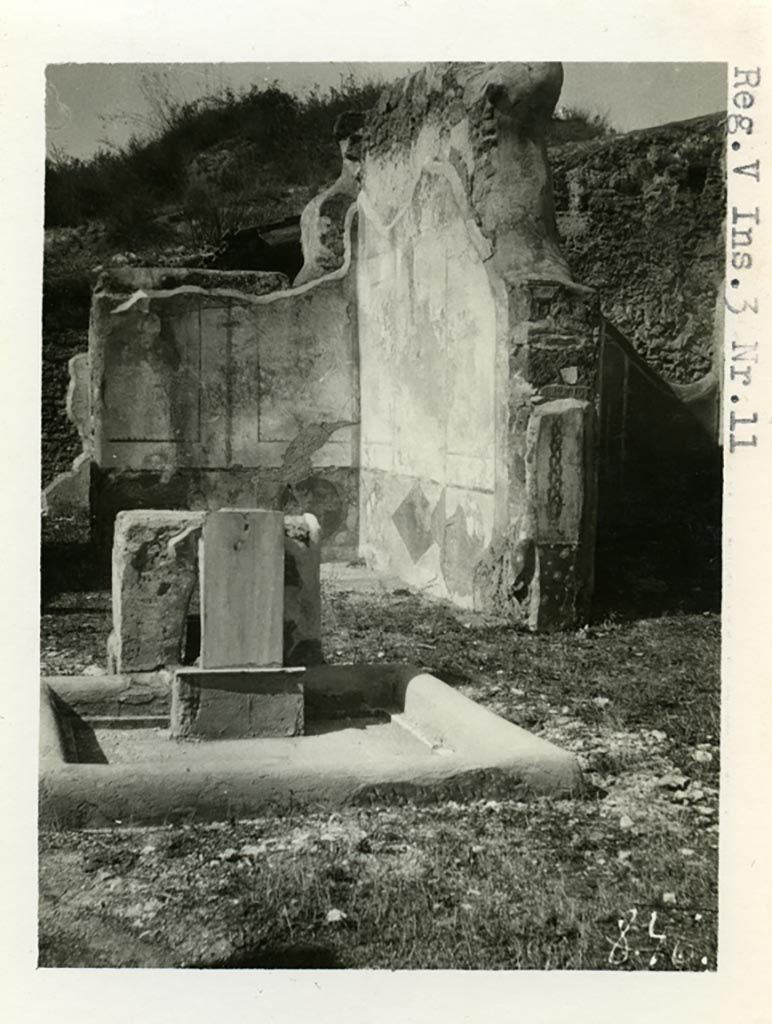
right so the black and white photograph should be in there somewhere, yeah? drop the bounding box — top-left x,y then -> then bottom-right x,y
2,1 -> 771,1019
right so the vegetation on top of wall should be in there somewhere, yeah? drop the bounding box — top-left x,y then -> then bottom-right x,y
45,76 -> 383,244
45,76 -> 614,248
548,105 -> 615,145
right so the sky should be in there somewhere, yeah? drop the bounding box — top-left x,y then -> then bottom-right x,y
45,62 -> 727,161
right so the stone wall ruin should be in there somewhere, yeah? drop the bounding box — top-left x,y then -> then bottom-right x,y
550,112 -> 725,386
356,63 -> 601,627
42,61 -> 723,631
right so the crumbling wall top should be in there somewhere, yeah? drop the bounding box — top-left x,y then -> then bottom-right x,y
361,61 -> 570,285
94,266 -> 289,297
365,62 -> 563,158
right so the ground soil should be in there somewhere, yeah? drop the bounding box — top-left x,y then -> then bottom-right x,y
39,553 -> 720,971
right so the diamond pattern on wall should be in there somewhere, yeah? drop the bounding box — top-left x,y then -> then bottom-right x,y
392,481 -> 434,563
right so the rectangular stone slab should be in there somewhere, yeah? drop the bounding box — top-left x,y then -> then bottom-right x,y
170,667 -> 305,739
201,509 -> 284,669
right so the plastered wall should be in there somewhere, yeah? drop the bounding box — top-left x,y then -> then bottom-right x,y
357,164 -> 498,606
356,63 -> 601,627
89,262 -> 360,559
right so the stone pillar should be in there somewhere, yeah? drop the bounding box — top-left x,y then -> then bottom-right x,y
509,279 -> 600,630
172,509 -> 306,739
525,398 -> 596,630
200,509 -> 285,669
473,278 -> 601,628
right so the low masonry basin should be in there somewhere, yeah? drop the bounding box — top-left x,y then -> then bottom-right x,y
40,665 -> 582,827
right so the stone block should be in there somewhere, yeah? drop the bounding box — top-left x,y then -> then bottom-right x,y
170,668 -> 305,739
110,509 -> 323,675
111,510 -> 205,673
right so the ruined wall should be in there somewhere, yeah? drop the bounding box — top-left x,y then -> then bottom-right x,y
294,111 -> 364,287
89,260 -> 359,559
41,258 -> 94,488
357,63 -> 601,628
550,113 -> 725,384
